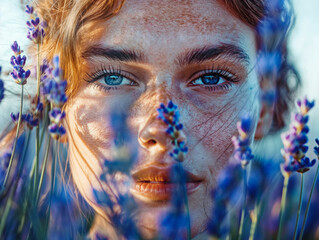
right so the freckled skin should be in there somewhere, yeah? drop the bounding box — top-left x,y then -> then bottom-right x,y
66,0 -> 262,239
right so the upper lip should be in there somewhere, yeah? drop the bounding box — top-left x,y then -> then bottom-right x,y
131,165 -> 203,183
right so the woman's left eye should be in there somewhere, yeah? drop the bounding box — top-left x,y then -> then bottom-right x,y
191,74 -> 226,85
189,69 -> 237,87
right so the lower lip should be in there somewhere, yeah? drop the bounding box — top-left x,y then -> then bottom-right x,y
131,181 -> 201,202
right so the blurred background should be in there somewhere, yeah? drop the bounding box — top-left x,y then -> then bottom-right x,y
0,0 -> 318,155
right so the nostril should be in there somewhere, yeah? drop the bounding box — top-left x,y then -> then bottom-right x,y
148,139 -> 157,145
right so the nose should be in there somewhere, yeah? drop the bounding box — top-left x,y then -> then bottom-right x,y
138,112 -> 173,150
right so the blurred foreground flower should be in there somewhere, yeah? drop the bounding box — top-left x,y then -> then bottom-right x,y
95,110 -> 140,239
42,56 -> 67,139
278,97 -> 316,240
232,114 -> 254,167
0,67 -> 4,103
281,97 -> 316,175
157,100 -> 190,239
208,162 -> 242,238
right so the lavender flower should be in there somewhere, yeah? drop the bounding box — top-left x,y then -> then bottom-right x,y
10,112 -> 27,124
26,5 -> 45,43
281,97 -> 316,176
10,112 -> 40,129
49,108 -> 66,124
208,162 -> 242,238
231,114 -> 254,167
158,163 -> 189,240
157,100 -> 190,239
11,41 -> 22,56
157,100 -> 188,162
0,66 -> 4,103
41,56 -> 67,139
10,42 -> 30,85
95,110 -> 141,239
48,123 -> 66,140
42,56 -> 67,107
314,139 -> 319,158
0,152 -> 11,183
257,0 -> 292,108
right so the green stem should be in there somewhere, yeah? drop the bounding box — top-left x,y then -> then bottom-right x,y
44,140 -> 58,236
0,187 -> 14,236
36,135 -> 51,205
277,175 -> 289,240
249,203 -> 260,240
298,163 -> 319,240
179,162 -> 191,240
33,125 -> 40,198
2,85 -> 24,191
293,174 -> 304,240
33,43 -> 41,198
36,43 -> 41,97
39,105 -> 49,149
0,132 -> 31,236
238,167 -> 247,240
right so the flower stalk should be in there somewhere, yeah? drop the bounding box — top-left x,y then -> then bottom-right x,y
298,139 -> 319,240
293,173 -> 304,240
277,175 -> 289,240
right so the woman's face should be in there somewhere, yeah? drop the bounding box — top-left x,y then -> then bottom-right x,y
66,0 -> 260,238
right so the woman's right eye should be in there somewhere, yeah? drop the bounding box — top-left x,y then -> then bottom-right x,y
99,73 -> 136,86
85,67 -> 138,91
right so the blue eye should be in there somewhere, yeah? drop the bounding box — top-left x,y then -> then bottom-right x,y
191,73 -> 226,86
104,74 -> 124,85
190,69 -> 238,87
200,75 -> 222,85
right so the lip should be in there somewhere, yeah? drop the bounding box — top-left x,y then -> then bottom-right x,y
130,166 -> 203,202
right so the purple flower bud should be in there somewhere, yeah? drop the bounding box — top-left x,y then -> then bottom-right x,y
0,80 -> 4,103
36,102 -> 43,113
10,112 -> 27,124
53,56 -> 60,69
31,17 -> 40,27
314,139 -> 319,157
281,97 -> 315,175
257,51 -> 281,77
49,108 -> 66,124
11,41 -> 21,56
25,5 -> 34,14
26,5 -> 45,43
168,100 -> 174,109
48,123 -> 66,139
26,113 -> 39,128
157,100 -> 187,163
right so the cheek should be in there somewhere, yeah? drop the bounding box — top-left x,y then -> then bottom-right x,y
183,77 -> 260,180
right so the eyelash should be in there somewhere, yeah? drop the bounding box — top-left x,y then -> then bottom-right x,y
188,67 -> 239,92
85,65 -> 239,93
84,66 -> 137,92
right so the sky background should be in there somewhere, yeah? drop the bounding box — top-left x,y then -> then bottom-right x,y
0,0 -> 318,157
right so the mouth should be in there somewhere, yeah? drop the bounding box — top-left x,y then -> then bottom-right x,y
130,166 -> 203,202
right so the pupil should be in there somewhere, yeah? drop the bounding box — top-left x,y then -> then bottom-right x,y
104,75 -> 123,85
201,75 -> 219,85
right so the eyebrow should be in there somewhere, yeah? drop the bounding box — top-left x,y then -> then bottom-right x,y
177,43 -> 250,66
82,45 -> 146,63
82,43 -> 250,66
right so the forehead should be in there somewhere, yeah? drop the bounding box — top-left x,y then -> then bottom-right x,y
99,0 -> 255,50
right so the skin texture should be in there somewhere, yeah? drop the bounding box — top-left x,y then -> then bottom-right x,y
65,0 -> 264,238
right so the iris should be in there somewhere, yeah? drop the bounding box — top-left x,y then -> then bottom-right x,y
104,74 -> 123,85
201,75 -> 220,85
